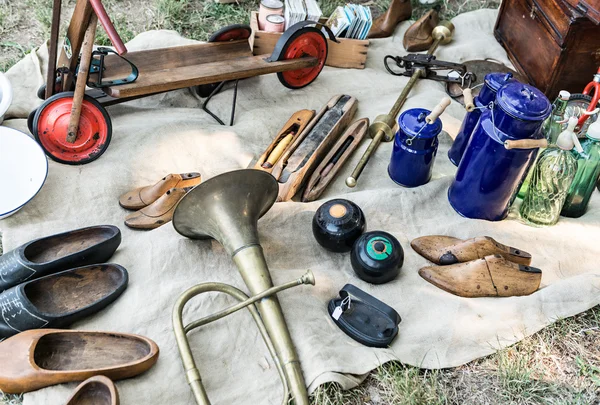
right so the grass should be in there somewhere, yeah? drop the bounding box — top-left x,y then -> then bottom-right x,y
3,0 -> 599,404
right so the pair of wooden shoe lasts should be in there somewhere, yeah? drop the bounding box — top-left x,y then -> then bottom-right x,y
411,236 -> 542,298
119,172 -> 202,230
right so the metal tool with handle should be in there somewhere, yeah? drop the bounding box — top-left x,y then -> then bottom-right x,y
346,21 -> 455,188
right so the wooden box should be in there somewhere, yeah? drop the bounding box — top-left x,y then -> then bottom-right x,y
249,11 -> 369,69
494,0 -> 600,98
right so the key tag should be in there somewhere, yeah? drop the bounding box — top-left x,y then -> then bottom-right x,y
331,296 -> 351,320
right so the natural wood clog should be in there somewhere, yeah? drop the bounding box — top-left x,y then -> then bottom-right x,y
119,172 -> 201,210
65,375 -> 119,405
0,225 -> 121,293
418,254 -> 542,298
0,264 -> 128,340
411,235 -> 532,266
124,187 -> 191,230
0,329 -> 159,394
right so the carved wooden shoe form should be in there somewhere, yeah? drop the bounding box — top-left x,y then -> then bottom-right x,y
0,329 -> 159,394
65,376 -> 119,405
368,0 -> 412,39
419,254 -> 542,298
124,187 -> 191,230
411,235 -> 532,265
403,9 -> 440,51
118,172 -> 201,210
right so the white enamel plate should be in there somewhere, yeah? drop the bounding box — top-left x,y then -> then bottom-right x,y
0,127 -> 48,219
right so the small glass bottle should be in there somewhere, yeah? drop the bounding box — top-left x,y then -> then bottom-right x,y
520,117 -> 581,226
561,120 -> 600,218
518,90 -> 571,198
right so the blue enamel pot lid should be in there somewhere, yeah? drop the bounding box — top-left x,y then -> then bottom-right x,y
496,82 -> 552,122
398,108 -> 442,138
484,72 -> 514,92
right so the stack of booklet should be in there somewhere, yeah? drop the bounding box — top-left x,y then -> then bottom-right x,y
325,4 -> 372,40
284,0 -> 323,30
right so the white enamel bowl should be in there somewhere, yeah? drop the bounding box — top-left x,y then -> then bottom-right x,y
0,127 -> 48,219
0,72 -> 13,124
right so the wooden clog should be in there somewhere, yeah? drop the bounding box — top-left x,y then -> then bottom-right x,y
410,235 -> 532,266
65,375 -> 119,405
0,329 -> 159,394
0,225 -> 121,293
124,187 -> 191,230
418,254 -> 542,298
0,264 -> 128,340
118,172 -> 201,210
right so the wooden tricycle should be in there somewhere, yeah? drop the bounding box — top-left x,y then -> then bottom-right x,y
30,0 -> 334,164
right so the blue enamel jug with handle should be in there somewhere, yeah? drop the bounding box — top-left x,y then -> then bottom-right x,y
388,98 -> 450,188
448,72 -> 516,166
448,82 -> 552,221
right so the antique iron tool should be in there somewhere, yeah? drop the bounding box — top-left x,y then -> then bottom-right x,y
383,54 -> 474,87
346,21 -> 457,188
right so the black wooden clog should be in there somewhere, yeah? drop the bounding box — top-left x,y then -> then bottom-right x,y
0,225 -> 121,292
0,263 -> 128,340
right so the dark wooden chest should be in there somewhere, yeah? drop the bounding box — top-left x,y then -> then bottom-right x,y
494,0 -> 600,98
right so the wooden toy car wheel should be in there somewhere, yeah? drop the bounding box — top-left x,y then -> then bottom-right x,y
277,27 -> 328,89
195,24 -> 253,98
33,92 -> 112,165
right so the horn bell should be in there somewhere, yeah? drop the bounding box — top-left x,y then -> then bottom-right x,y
173,169 -> 279,254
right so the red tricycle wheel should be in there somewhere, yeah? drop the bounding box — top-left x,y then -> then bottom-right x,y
277,27 -> 328,89
33,92 -> 112,165
209,24 -> 252,42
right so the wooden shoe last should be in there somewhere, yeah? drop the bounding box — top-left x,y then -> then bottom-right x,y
368,0 -> 412,39
119,172 -> 201,210
403,9 -> 439,51
411,235 -> 532,265
0,329 -> 159,394
124,187 -> 190,230
65,376 -> 119,405
419,254 -> 542,298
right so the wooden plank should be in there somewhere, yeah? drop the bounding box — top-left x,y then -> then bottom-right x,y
57,0 -> 93,89
92,41 -> 253,83
105,55 -> 318,98
249,12 -> 369,69
45,0 -> 62,99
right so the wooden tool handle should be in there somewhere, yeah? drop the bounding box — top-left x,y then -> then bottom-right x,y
504,139 -> 548,150
426,97 -> 452,124
463,88 -> 475,112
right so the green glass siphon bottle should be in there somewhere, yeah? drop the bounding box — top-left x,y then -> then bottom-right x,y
518,90 -> 571,198
561,120 -> 600,218
520,117 -> 581,226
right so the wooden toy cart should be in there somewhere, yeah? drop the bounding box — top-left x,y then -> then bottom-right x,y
29,0 -> 334,165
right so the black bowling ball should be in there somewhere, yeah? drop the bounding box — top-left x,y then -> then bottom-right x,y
351,231 -> 403,284
312,199 -> 366,253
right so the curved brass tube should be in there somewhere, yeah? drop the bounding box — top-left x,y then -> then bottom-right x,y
172,270 -> 315,405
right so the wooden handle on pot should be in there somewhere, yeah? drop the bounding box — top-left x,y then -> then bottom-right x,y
426,97 -> 452,124
503,139 -> 548,150
463,88 -> 475,112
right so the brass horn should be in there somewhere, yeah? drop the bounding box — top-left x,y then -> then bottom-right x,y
172,169 -> 314,405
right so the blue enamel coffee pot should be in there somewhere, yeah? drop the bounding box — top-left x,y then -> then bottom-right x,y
448,82 -> 551,221
448,72 -> 516,166
388,107 -> 443,187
